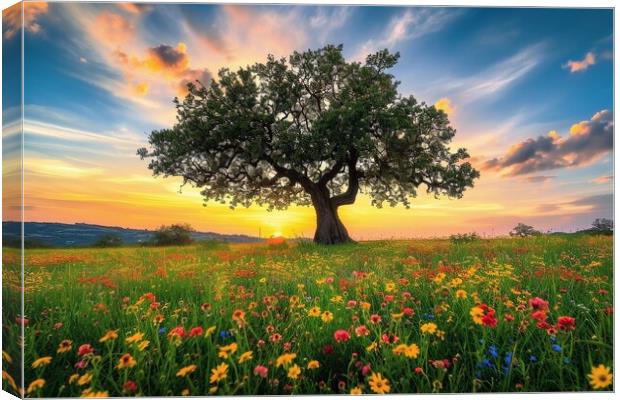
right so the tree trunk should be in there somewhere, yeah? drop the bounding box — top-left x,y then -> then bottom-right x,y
312,192 -> 353,245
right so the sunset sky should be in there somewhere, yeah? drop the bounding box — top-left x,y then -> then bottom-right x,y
2,2 -> 614,239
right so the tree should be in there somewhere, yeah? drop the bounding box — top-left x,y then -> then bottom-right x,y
93,233 -> 123,248
138,45 -> 479,244
509,223 -> 541,238
150,224 -> 194,246
591,218 -> 613,234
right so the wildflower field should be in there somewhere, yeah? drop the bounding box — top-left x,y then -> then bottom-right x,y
2,235 -> 614,396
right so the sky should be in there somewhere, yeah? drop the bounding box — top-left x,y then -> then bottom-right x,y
1,2 -> 614,239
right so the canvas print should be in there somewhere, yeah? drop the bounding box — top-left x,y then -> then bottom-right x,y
1,1 -> 614,397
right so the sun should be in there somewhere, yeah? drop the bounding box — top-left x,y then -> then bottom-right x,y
272,231 -> 283,238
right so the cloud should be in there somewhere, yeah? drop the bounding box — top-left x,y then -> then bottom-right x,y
434,97 -> 455,117
117,3 -> 152,15
483,110 -> 613,176
309,7 -> 352,43
145,44 -> 190,74
591,175 -> 613,184
355,8 -> 459,60
563,51 -> 596,73
90,10 -> 135,46
522,175 -> 556,183
3,2 -> 49,39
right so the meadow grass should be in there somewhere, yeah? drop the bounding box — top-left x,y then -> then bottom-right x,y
2,235 -> 613,396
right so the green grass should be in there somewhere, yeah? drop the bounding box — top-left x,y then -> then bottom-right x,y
2,235 -> 613,396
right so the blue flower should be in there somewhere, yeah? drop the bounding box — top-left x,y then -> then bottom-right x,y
552,344 -> 561,353
219,330 -> 232,339
529,355 -> 538,363
158,327 -> 167,335
481,358 -> 494,369
504,352 -> 513,366
502,366 -> 510,375
488,346 -> 498,359
423,313 -> 435,320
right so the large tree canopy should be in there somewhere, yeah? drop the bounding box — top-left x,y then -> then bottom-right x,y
138,45 -> 479,244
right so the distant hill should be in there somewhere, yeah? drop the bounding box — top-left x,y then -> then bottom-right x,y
2,221 -> 260,247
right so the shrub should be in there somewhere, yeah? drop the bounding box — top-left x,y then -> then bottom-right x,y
149,224 -> 194,246
450,232 -> 480,244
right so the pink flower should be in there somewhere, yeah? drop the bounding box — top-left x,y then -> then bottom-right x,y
403,307 -> 414,316
334,329 -> 351,342
361,364 -> 372,376
325,277 -> 335,284
347,300 -> 357,308
254,365 -> 268,378
15,316 -> 29,326
53,322 -> 63,330
74,359 -> 88,369
384,295 -> 394,302
381,333 -> 399,344
370,314 -> 382,325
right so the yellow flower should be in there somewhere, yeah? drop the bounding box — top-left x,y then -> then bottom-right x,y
32,356 -> 52,368
321,311 -> 334,323
57,339 -> 73,353
405,343 -> 420,359
26,378 -> 46,394
238,351 -> 253,364
276,352 -> 297,367
470,306 -> 484,325
2,351 -> 12,364
432,273 -> 446,284
350,386 -> 363,394
208,386 -> 218,394
176,364 -> 198,378
69,374 -> 80,384
287,364 -> 301,380
588,364 -> 613,389
205,326 -> 217,337
456,289 -> 467,299
116,353 -> 136,369
307,360 -> 320,369
77,373 -> 93,386
368,372 -> 390,394
125,332 -> 144,344
366,341 -> 378,352
308,306 -> 321,317
81,388 -> 109,397
385,282 -> 396,292
391,312 -> 404,322
421,322 -> 438,334
218,343 -> 238,359
392,344 -> 408,356
330,295 -> 343,303
137,340 -> 150,351
449,278 -> 463,288
181,388 -> 190,396
209,363 -> 229,384
360,301 -> 371,311
99,330 -> 118,343
259,277 -> 267,283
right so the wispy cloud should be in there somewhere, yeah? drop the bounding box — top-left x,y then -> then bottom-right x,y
354,8 -> 460,60
2,2 -> 49,39
434,43 -> 545,103
591,175 -> 613,184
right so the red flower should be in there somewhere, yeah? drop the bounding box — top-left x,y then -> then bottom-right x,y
556,316 -> 576,332
536,320 -> 552,330
384,295 -> 394,302
381,333 -> 399,344
355,325 -> 370,337
168,326 -> 185,339
529,297 -> 549,311
123,380 -> 138,393
78,344 -> 94,357
334,329 -> 351,342
370,314 -> 382,324
504,313 -> 514,322
188,326 -> 204,337
531,310 -> 548,321
403,307 -> 414,316
481,312 -> 497,328
361,364 -> 372,376
323,344 -> 334,355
